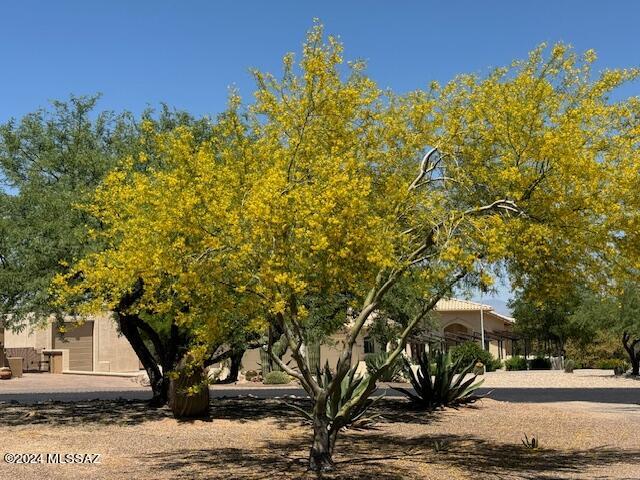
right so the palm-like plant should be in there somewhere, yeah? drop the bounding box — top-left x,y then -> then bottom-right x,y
394,349 -> 483,409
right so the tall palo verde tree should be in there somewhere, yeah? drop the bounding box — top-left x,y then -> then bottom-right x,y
224,27 -> 639,470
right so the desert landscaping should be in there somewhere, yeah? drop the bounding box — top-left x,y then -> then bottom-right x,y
2,370 -> 640,479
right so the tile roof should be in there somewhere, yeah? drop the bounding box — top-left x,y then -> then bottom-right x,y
435,298 -> 515,324
435,298 -> 493,311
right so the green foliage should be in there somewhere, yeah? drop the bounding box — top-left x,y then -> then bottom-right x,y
594,359 -> 629,371
565,329 -> 626,368
394,350 -> 484,409
564,359 -> 575,373
0,96 -> 137,328
449,342 -> 501,372
368,274 -> 440,347
505,356 -> 528,371
244,370 -> 259,381
529,356 -> 551,370
510,286 -> 582,355
365,351 -> 404,382
263,371 -> 291,384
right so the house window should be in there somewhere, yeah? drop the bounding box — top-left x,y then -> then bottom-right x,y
364,337 -> 375,354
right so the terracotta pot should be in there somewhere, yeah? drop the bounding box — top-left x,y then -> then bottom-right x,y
0,368 -> 12,380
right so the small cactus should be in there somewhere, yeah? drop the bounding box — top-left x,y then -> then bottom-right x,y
473,361 -> 485,376
432,440 -> 449,453
564,359 -> 575,373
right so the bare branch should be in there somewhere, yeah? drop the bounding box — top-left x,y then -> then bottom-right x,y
409,147 -> 439,191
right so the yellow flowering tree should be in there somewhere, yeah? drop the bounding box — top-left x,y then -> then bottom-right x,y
56,23 -> 639,470
53,105 -> 264,407
222,28 -> 638,470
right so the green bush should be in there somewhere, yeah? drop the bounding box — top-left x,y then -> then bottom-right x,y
244,370 -> 259,381
263,371 -> 291,384
449,342 -> 501,372
529,356 -> 551,370
595,359 -> 629,371
365,351 -> 403,381
565,331 -> 626,369
504,356 -> 528,371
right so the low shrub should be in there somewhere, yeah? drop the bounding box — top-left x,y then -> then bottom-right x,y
564,359 -> 575,373
365,351 -> 403,381
504,356 -> 528,371
529,356 -> 551,370
595,359 -> 629,372
263,371 -> 291,384
450,342 -> 501,372
244,370 -> 259,381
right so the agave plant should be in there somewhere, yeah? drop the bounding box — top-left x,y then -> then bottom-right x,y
365,351 -> 404,382
288,361 -> 381,429
393,349 -> 484,409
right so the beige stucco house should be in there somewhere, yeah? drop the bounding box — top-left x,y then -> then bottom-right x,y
1,297 -> 514,376
240,298 -> 515,373
1,314 -> 140,374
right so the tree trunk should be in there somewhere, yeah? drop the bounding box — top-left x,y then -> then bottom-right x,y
168,355 -> 210,419
118,314 -> 167,406
309,415 -> 334,472
226,348 -> 244,382
631,355 -> 640,377
622,332 -> 640,376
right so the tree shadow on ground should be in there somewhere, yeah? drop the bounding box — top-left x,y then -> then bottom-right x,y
208,397 -> 442,427
0,396 -> 440,431
141,431 -> 640,480
0,399 -> 174,427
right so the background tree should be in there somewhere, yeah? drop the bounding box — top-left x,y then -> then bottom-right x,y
0,95 -> 136,326
0,96 -> 232,406
53,99 -> 267,406
509,286 -> 582,357
566,285 -> 640,374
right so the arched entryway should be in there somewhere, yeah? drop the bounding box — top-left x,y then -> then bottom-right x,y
444,322 -> 471,349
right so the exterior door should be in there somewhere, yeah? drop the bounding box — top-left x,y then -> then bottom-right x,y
54,322 -> 94,371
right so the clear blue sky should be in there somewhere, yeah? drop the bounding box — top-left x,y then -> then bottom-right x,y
2,1 -> 639,313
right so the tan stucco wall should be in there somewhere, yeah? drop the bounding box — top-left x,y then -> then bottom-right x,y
3,321 -> 53,350
2,314 -> 140,373
240,309 -> 514,374
93,314 -> 140,373
240,333 -> 366,373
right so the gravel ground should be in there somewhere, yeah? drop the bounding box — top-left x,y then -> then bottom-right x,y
475,369 -> 640,389
2,395 -> 640,480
